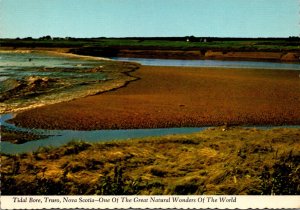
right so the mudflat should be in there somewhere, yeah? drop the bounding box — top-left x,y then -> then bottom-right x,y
12,66 -> 300,130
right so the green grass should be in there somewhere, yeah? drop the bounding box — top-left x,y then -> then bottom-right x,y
1,38 -> 299,52
1,127 -> 299,195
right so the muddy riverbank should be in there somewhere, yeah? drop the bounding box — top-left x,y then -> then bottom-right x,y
10,65 -> 300,130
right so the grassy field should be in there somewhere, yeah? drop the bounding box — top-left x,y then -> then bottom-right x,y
1,37 -> 300,52
1,127 -> 299,195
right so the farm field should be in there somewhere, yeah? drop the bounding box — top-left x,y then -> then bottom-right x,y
1,37 -> 300,62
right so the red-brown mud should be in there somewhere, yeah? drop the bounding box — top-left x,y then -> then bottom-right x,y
11,66 -> 300,130
117,50 -> 300,62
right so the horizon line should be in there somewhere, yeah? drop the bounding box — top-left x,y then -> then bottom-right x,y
1,36 -> 299,39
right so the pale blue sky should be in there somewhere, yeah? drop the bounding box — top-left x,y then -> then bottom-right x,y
0,0 -> 299,38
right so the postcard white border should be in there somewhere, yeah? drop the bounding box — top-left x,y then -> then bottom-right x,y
1,195 -> 300,209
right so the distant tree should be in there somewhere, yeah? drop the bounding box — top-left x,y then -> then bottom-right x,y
65,37 -> 76,41
39,35 -> 52,40
190,35 -> 196,41
288,36 -> 300,41
185,35 -> 198,42
53,37 -> 63,41
23,37 -> 33,40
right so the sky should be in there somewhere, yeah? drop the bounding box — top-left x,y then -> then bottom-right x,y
0,0 -> 299,38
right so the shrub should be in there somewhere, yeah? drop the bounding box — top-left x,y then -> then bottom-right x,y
259,152 -> 299,195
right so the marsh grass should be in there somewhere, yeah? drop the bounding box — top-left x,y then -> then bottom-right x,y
1,127 -> 299,195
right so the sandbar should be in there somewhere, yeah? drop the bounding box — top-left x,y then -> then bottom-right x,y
11,66 -> 300,130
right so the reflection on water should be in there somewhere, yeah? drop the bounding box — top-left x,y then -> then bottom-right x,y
112,57 -> 300,70
1,114 -> 299,155
0,52 -> 138,113
1,114 -> 206,154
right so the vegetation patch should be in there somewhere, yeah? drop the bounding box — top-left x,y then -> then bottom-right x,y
1,127 -> 299,195
1,125 -> 48,144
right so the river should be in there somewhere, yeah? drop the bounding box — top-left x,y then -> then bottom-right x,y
1,54 -> 300,154
111,57 -> 300,70
1,113 -> 206,154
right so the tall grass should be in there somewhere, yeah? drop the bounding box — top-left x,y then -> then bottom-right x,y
1,127 -> 299,195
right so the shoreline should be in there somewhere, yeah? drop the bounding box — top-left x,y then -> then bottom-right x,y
101,49 -> 300,63
2,112 -> 300,146
0,48 -> 111,61
0,50 -> 140,114
1,47 -> 300,63
2,126 -> 299,195
11,65 -> 300,130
